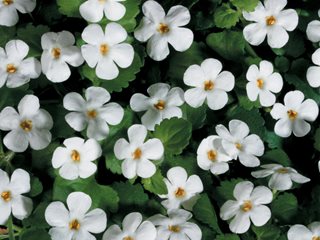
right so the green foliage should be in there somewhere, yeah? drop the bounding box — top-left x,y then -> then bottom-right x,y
141,169 -> 167,195
230,0 -> 259,11
214,179 -> 244,205
182,104 -> 207,129
56,0 -> 84,18
216,234 -> 241,240
214,4 -> 241,29
261,149 -> 291,166
206,30 -> 246,61
20,228 -> 51,240
0,26 -> 15,47
314,127 -> 320,151
112,181 -> 148,206
153,118 -> 192,155
30,177 -> 43,197
271,193 -> 298,223
252,224 -> 281,240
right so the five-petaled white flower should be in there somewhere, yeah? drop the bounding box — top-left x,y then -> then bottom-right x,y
130,83 -> 184,131
251,164 -> 310,191
159,166 -> 203,211
183,58 -> 235,110
215,120 -> 264,167
306,10 -> 320,43
63,86 -> 124,141
81,23 -> 134,80
0,168 -> 33,224
246,60 -> 283,107
52,137 -> 102,180
220,181 -> 273,234
134,0 -> 193,61
288,222 -> 320,240
80,0 -> 126,22
0,40 -> 41,88
270,90 -> 319,138
149,209 -> 202,240
197,135 -> 232,175
103,212 -> 157,240
114,124 -> 164,179
307,48 -> 320,88
0,0 -> 36,27
0,94 -> 53,152
243,0 -> 298,48
45,192 -> 107,240
41,31 -> 84,83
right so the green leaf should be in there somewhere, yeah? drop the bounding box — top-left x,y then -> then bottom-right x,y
214,4 -> 241,29
214,178 -> 244,205
252,224 -> 281,240
193,194 -> 221,233
153,118 -> 192,155
53,177 -> 119,212
0,86 -> 31,109
114,0 -> 141,32
164,154 -> 198,175
263,131 -> 283,149
274,56 -> 290,73
231,0 -> 259,11
56,0 -> 84,18
182,104 -> 207,129
261,149 -> 291,166
0,26 -> 16,47
80,45 -> 146,93
112,181 -> 148,206
17,24 -> 50,57
31,142 -> 60,172
20,228 -> 51,240
30,177 -> 43,197
271,193 -> 298,223
23,202 -> 50,229
142,169 -> 167,195
314,127 -> 320,151
206,30 -> 246,61
216,234 -> 241,240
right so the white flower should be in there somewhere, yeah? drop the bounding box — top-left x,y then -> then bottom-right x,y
307,48 -> 320,88
45,192 -> 107,240
149,209 -> 202,240
0,40 -> 41,88
159,166 -> 203,211
246,60 -> 283,107
103,212 -> 156,240
306,10 -> 320,42
130,83 -> 184,131
288,222 -> 320,240
41,31 -> 84,83
52,137 -> 102,180
251,164 -> 310,191
220,181 -> 272,234
134,0 -> 193,61
183,58 -> 235,110
0,168 -> 32,224
80,0 -> 126,22
0,95 -> 53,152
215,120 -> 264,167
270,90 -> 319,138
81,23 -> 134,80
114,124 -> 164,179
243,0 -> 298,48
0,0 -> 36,27
197,135 -> 232,175
63,86 -> 124,141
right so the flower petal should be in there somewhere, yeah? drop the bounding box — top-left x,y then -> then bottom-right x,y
243,23 -> 267,46
233,181 -> 254,201
268,172 -> 292,191
250,186 -> 273,205
0,107 -> 20,131
287,225 -> 313,240
184,88 -> 206,108
79,0 -> 104,23
82,208 -> 107,233
166,5 -> 190,27
45,202 -> 69,227
292,119 -> 311,137
104,1 -> 126,21
114,138 -> 131,160
307,20 -> 320,43
307,66 -> 320,88
142,0 -> 165,23
11,195 -> 33,220
81,24 -> 105,45
183,64 -> 206,87
142,138 -> 164,160
167,166 -> 187,186
0,7 -> 18,27
85,86 -> 110,107
4,130 -> 29,152
5,40 -> 29,61
141,109 -> 162,131
250,205 -> 271,226
110,43 -> 134,68
267,25 -> 289,49
130,93 -> 150,112
105,22 -> 128,45
276,9 -> 298,31
67,192 -> 92,216
122,212 -> 142,233
167,28 -> 193,52
9,168 -> 30,194
206,90 -> 228,110
122,158 -> 137,179
137,159 -> 156,178
18,94 -> 40,117
146,35 -> 169,61
96,57 -> 119,80
298,99 -> 319,122
229,212 -> 251,234
86,118 -> 109,140
214,71 -> 235,92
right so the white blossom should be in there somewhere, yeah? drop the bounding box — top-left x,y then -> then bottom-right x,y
0,0 -> 36,26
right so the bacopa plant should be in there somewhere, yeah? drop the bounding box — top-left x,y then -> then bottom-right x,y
0,0 -> 319,240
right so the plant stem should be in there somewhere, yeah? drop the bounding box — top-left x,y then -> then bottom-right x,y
7,216 -> 14,240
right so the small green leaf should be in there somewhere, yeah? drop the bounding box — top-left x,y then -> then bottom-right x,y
252,224 -> 281,240
271,193 -> 298,223
206,30 -> 246,61
56,0 -> 84,18
0,26 -> 16,47
112,181 -> 149,206
153,118 -> 192,155
182,104 -> 207,129
231,0 -> 259,11
30,177 -> 43,197
216,234 -> 241,240
214,4 -> 241,29
261,149 -> 291,166
142,169 -> 167,195
314,127 -> 320,152
193,194 -> 221,233
214,178 -> 244,205
20,228 -> 51,240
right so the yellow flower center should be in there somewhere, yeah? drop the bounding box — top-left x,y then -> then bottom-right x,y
204,80 -> 214,91
154,100 -> 165,110
256,78 -> 264,89
71,150 -> 81,162
235,143 -> 242,150
241,200 -> 253,212
132,148 -> 142,160
1,191 -> 11,202
20,120 -> 33,132
98,0 -> 106,3
87,109 -> 98,119
312,236 -> 320,240
2,0 -> 13,5
123,237 -> 134,240
287,109 -> 298,120
6,64 -> 17,74
277,168 -> 289,174
174,187 -> 186,198
157,23 -> 170,34
207,150 -> 217,161
100,44 -> 109,56
266,16 -> 276,26
168,225 -> 181,233
51,48 -> 61,59
69,219 -> 81,230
